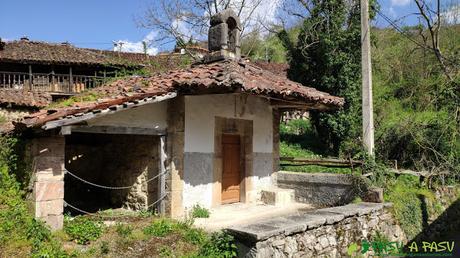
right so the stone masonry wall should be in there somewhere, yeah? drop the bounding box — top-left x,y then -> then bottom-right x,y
65,133 -> 159,211
276,171 -> 358,207
29,134 -> 66,230
228,203 -> 406,258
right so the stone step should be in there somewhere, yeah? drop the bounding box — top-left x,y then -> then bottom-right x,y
260,188 -> 295,207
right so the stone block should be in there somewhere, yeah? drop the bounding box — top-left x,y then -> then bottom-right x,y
34,156 -> 65,175
34,181 -> 64,201
261,188 -> 294,207
363,187 -> 384,203
35,199 -> 64,217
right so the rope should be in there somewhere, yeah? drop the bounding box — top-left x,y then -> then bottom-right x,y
65,169 -> 168,190
146,193 -> 168,209
63,193 -> 169,218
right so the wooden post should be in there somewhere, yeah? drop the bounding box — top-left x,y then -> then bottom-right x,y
69,67 -> 73,93
51,67 -> 55,92
157,136 -> 166,214
28,64 -> 33,90
361,0 -> 375,155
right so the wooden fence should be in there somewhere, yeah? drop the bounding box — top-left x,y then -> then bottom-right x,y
280,157 -> 363,168
0,71 -> 106,94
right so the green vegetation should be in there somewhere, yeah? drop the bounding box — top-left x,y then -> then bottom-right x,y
0,136 -> 237,257
0,136 -> 66,257
0,115 -> 6,124
191,204 -> 211,218
143,218 -> 174,237
199,231 -> 238,258
48,92 -> 102,108
280,119 -> 354,174
64,216 -> 104,244
279,0 -> 378,157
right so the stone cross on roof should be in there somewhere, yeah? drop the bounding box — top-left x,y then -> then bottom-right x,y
206,9 -> 241,62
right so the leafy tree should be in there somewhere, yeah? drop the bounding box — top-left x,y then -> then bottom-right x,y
279,0 -> 377,156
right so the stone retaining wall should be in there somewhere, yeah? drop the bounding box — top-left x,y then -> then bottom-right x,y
228,203 -> 406,258
276,171 -> 358,207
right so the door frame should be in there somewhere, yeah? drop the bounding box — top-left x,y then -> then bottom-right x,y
221,133 -> 243,204
212,117 -> 253,206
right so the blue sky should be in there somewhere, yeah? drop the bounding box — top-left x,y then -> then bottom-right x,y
0,0 -> 455,53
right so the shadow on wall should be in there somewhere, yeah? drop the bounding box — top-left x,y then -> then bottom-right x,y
64,133 -> 159,214
405,198 -> 460,256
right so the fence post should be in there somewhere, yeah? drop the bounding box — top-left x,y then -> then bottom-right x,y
69,67 -> 73,93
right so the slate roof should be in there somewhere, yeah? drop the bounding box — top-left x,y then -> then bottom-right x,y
18,59 -> 344,130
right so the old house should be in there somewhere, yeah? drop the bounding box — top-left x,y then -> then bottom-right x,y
13,9 -> 343,230
0,38 -> 197,132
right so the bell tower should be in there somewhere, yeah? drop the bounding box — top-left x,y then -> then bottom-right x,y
206,9 -> 241,61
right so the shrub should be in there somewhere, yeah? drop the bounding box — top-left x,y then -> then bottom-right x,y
64,216 -> 104,244
100,241 -> 110,254
191,204 -> 210,218
199,231 -> 237,258
183,228 -> 207,245
143,218 -> 173,237
0,136 -> 67,257
115,223 -> 133,238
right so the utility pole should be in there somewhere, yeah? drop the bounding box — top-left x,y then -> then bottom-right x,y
361,0 -> 375,155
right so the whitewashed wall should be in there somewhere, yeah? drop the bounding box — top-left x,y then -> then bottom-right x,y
87,102 -> 167,130
183,94 -> 274,209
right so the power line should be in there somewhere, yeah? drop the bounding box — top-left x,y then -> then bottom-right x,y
376,9 -> 459,66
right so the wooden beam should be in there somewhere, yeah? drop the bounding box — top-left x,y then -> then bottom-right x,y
63,125 -> 166,136
157,136 -> 166,214
28,65 -> 33,90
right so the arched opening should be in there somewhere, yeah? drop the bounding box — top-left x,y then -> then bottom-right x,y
227,17 -> 238,52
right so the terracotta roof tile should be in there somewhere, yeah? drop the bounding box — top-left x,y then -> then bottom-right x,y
18,59 -> 344,130
0,89 -> 52,107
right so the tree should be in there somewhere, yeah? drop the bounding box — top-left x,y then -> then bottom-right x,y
137,0 -> 278,59
279,0 -> 377,156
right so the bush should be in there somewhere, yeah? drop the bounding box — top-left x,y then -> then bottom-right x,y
115,223 -> 133,238
0,136 -> 67,257
183,228 -> 207,245
143,218 -> 173,237
191,204 -> 210,218
199,231 -> 237,258
64,216 -> 104,244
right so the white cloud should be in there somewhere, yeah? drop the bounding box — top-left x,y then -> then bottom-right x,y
113,31 -> 158,55
172,19 -> 193,40
441,4 -> 460,24
388,7 -> 397,18
391,0 -> 411,7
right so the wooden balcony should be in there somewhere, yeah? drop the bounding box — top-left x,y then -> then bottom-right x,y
0,71 -> 107,94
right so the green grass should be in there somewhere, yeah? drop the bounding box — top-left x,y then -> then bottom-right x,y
280,119 -> 353,174
280,163 -> 354,174
0,115 -> 6,124
191,204 -> 210,218
47,92 -> 102,108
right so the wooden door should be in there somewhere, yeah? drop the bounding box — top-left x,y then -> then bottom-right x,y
221,134 -> 241,204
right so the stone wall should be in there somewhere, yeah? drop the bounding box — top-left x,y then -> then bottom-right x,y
276,171 -> 358,207
65,133 -> 159,212
28,134 -> 66,230
228,203 -> 406,258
